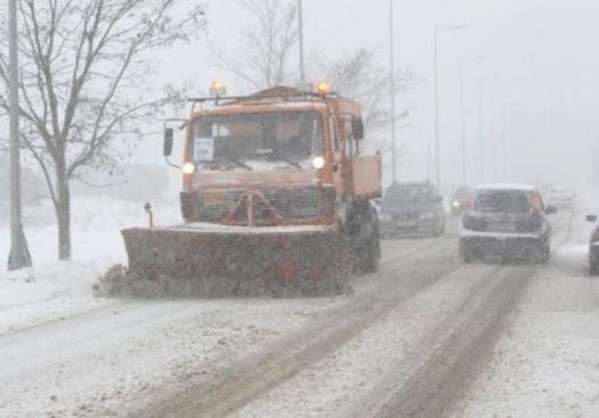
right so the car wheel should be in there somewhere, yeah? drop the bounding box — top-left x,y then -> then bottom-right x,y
438,220 -> 446,236
540,241 -> 550,264
459,241 -> 474,263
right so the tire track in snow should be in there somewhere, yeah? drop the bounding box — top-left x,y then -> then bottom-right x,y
130,236 -> 459,418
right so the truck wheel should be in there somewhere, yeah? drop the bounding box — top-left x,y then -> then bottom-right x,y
362,234 -> 380,273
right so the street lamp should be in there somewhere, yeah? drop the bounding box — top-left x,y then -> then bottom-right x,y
433,24 -> 466,189
7,0 -> 32,271
459,54 -> 484,186
389,0 -> 397,183
298,0 -> 305,83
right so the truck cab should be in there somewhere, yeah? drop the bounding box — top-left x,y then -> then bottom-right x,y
167,85 -> 382,229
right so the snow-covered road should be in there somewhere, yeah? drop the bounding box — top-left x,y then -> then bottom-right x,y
449,217 -> 599,418
1,201 -> 597,418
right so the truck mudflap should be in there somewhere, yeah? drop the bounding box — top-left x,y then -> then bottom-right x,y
96,223 -> 351,298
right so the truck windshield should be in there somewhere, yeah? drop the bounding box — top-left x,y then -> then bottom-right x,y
191,111 -> 323,169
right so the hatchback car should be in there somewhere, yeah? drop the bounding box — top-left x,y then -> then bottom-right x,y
459,184 -> 557,263
379,181 -> 445,237
585,214 -> 599,275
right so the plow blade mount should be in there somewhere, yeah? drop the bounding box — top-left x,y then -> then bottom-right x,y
100,224 -> 350,298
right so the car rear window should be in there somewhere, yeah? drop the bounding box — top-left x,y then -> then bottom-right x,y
384,185 -> 434,204
474,190 -> 530,213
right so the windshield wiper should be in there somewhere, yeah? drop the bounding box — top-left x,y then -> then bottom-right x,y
224,157 -> 252,171
278,157 -> 302,169
269,149 -> 302,169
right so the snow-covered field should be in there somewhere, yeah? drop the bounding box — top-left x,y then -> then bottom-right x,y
0,192 -> 181,335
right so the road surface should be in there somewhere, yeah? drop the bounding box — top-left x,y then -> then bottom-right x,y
2,213 -> 595,418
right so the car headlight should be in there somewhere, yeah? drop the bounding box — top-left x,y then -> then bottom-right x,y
379,214 -> 392,222
419,212 -> 435,220
452,201 -> 460,207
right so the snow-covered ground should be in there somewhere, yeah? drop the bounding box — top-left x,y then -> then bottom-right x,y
1,190 -> 599,417
0,191 -> 181,335
451,215 -> 599,417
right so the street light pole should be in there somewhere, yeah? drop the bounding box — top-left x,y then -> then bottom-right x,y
7,0 -> 32,271
459,54 -> 484,186
298,0 -> 305,83
478,77 -> 485,183
459,58 -> 466,186
433,29 -> 439,187
389,0 -> 397,183
433,24 -> 466,189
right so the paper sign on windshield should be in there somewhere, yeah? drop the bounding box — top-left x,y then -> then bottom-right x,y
194,137 -> 214,161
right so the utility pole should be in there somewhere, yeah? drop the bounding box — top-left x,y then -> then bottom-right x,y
298,0 -> 305,83
433,24 -> 466,189
458,54 -> 484,186
389,0 -> 397,183
478,78 -> 485,183
7,0 -> 32,271
459,59 -> 466,186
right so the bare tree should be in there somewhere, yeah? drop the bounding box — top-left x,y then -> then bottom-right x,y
0,0 -> 206,260
321,48 -> 415,149
211,0 -> 299,90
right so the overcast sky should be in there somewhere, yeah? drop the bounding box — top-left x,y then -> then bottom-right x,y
142,0 -> 599,193
3,0 -> 599,195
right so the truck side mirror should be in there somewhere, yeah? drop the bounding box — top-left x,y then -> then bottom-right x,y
351,116 -> 364,140
163,128 -> 174,157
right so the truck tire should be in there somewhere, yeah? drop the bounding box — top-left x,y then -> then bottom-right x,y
362,231 -> 381,274
350,203 -> 381,275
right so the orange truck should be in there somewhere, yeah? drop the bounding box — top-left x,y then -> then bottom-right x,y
102,83 -> 382,297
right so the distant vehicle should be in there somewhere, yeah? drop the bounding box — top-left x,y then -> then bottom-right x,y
379,181 -> 445,237
459,184 -> 557,263
450,186 -> 472,216
585,214 -> 599,275
545,186 -> 576,209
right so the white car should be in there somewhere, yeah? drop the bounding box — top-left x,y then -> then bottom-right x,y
545,187 -> 575,209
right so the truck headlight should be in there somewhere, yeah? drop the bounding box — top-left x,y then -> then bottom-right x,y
312,156 -> 325,169
183,162 -> 196,174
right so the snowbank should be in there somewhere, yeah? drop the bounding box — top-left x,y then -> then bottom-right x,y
0,193 -> 181,334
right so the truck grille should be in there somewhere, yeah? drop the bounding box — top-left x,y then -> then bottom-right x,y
183,187 -> 336,223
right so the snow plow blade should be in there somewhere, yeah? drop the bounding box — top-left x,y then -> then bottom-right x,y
97,223 -> 350,298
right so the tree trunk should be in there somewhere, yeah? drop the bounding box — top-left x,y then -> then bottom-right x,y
54,164 -> 71,261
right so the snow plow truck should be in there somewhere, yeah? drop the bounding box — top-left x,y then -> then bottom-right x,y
97,82 -> 382,297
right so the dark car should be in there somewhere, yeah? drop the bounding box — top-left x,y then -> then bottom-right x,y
459,184 -> 557,263
379,181 -> 445,237
450,186 -> 472,216
585,214 -> 599,275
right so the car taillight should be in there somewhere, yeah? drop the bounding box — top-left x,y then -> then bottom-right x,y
527,192 -> 540,213
464,195 -> 475,211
